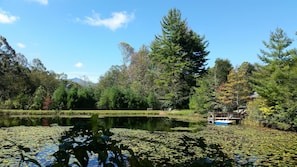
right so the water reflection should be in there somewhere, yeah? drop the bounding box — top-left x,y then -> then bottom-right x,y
0,116 -> 195,132
41,118 -> 49,126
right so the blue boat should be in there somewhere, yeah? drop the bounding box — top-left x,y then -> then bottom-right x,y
214,120 -> 233,126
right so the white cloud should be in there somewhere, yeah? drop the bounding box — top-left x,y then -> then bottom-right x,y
0,9 -> 19,24
79,11 -> 135,31
29,0 -> 48,5
75,62 -> 83,68
17,42 -> 26,49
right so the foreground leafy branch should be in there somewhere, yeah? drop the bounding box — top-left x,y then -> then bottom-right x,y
49,115 -> 149,167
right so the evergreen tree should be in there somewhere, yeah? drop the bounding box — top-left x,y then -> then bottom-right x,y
252,28 -> 297,130
189,76 -> 212,114
150,8 -> 209,109
213,58 -> 233,87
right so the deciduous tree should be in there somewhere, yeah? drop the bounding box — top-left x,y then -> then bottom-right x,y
31,86 -> 46,109
52,83 -> 68,110
218,62 -> 253,112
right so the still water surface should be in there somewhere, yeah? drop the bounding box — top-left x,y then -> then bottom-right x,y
0,116 -> 196,132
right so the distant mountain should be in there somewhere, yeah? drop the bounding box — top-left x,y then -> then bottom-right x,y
69,77 -> 95,87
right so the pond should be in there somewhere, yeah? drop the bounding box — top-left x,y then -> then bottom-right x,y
0,115 -> 205,166
1,115 -> 296,166
0,115 -> 203,132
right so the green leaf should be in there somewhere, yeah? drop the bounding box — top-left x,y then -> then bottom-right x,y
74,146 -> 89,167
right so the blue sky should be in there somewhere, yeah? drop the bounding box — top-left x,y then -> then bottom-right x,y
1,0 -> 297,82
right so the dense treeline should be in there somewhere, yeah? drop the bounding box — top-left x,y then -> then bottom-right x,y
1,9 -> 297,131
96,8 -> 209,110
0,35 -> 97,110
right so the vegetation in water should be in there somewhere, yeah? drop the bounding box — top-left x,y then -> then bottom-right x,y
0,126 -> 70,166
0,115 -> 230,166
112,125 -> 297,166
1,114 -> 297,166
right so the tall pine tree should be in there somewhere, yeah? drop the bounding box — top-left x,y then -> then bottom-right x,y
252,28 -> 297,130
150,8 -> 209,109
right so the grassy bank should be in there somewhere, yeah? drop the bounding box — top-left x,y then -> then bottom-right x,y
0,109 -> 160,116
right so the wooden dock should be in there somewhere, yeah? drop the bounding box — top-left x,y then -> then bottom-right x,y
208,111 -> 246,124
